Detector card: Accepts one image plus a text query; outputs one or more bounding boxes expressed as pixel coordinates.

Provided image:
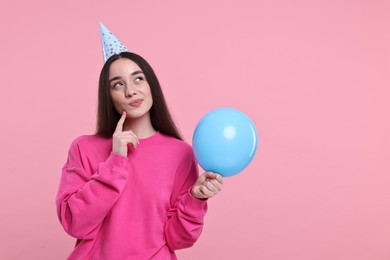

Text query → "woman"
[56,52,223,259]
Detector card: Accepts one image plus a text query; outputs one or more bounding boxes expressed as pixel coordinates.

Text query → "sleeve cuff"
[91,152,129,184]
[105,152,129,169]
[180,187,208,212]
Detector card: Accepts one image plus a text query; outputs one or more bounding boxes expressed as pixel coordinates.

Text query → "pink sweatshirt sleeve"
[164,149,208,250]
[56,141,129,239]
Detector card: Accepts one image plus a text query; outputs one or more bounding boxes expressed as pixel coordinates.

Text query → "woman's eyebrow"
[109,70,144,83]
[109,76,122,83]
[131,70,144,76]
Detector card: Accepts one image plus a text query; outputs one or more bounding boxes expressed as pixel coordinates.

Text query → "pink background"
[1,0,389,259]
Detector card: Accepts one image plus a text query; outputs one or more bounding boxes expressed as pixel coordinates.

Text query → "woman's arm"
[56,143,129,240]
[56,112,138,239]
[164,149,223,250]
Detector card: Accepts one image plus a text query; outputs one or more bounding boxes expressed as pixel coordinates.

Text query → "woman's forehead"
[109,58,142,76]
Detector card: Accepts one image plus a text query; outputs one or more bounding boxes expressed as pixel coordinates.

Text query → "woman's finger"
[114,111,127,133]
[215,174,224,184]
[204,180,218,192]
[200,184,211,198]
[207,179,222,191]
[119,136,139,148]
[121,130,139,144]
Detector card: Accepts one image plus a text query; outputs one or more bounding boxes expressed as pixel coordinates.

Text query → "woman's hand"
[191,172,223,199]
[112,112,139,157]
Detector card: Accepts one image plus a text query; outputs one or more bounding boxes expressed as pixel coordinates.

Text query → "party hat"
[100,22,128,62]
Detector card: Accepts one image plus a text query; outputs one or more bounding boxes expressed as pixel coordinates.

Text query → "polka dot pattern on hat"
[100,22,129,63]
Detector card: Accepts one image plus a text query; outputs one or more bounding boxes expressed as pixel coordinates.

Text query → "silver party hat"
[100,22,128,62]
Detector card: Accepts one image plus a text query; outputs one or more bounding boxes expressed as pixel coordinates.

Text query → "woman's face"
[109,58,153,120]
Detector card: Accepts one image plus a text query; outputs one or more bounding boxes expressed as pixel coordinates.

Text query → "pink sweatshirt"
[56,132,207,259]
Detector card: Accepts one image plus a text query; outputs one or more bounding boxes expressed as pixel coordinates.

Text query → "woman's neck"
[123,114,156,139]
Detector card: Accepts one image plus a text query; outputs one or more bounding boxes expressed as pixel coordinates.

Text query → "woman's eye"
[112,82,123,89]
[135,77,144,83]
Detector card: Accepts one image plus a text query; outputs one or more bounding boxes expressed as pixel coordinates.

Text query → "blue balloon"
[192,108,258,177]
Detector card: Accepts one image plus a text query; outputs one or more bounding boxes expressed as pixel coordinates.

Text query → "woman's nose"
[124,84,136,97]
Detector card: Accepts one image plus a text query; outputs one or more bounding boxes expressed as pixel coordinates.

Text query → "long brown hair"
[96,52,182,140]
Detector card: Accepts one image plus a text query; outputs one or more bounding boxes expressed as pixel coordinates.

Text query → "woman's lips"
[129,99,143,107]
